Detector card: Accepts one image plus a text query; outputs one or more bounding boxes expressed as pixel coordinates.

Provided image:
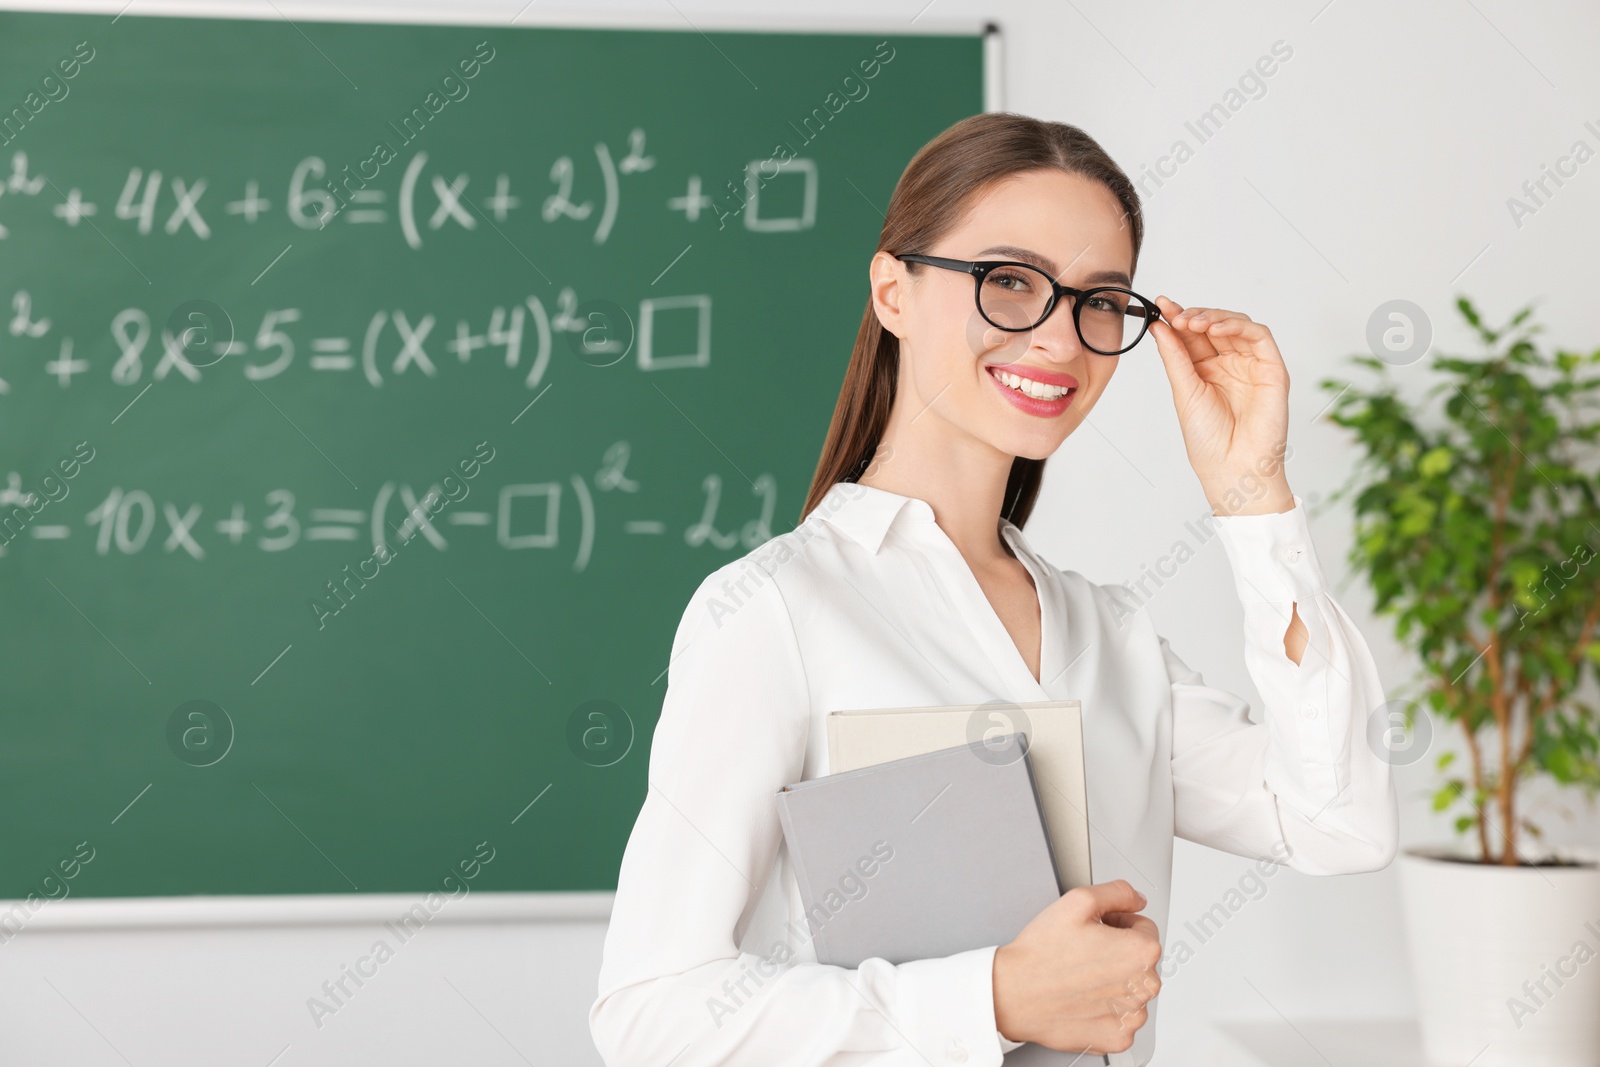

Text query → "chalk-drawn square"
[498,483,560,549]
[638,295,711,371]
[744,158,817,233]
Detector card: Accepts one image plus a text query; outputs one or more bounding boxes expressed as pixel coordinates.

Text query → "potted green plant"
[1320,296,1600,1067]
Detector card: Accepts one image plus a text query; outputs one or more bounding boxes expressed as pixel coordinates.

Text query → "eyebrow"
[975,245,1132,288]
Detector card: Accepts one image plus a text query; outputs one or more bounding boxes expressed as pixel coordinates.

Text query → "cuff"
[894,944,1009,1066]
[1212,494,1327,605]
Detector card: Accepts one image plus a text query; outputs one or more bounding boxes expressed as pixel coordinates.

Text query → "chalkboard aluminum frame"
[0,0,1001,103]
[0,0,1003,119]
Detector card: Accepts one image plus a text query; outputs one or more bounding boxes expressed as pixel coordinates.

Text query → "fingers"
[1153,295,1219,366]
[1156,297,1290,391]
[1102,911,1160,939]
[1172,306,1253,328]
[1163,300,1225,356]
[1066,878,1148,920]
[1088,1006,1148,1055]
[1148,298,1207,400]
[1092,954,1164,1055]
[1203,315,1285,374]
[1162,299,1267,341]
[1162,298,1281,361]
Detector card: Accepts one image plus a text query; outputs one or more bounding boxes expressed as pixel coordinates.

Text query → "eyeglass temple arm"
[903,254,978,273]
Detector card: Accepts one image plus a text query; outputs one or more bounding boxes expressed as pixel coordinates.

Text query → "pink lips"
[985,363,1077,418]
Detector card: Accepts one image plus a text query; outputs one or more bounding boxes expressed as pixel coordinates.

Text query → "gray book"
[775,733,1103,1066]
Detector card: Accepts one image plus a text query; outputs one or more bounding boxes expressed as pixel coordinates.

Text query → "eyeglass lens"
[978,265,1150,354]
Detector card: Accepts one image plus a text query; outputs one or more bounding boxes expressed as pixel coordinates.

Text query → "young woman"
[590,112,1398,1067]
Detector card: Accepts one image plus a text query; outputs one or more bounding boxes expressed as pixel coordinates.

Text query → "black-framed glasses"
[893,253,1161,356]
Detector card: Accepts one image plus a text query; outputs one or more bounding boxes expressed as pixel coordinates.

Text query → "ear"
[868,250,910,340]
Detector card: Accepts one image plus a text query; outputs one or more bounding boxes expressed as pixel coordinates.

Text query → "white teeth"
[992,368,1072,401]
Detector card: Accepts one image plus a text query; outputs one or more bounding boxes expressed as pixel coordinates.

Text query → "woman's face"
[872,168,1136,462]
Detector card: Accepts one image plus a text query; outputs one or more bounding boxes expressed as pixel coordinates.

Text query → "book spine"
[1017,744,1065,895]
[772,793,828,956]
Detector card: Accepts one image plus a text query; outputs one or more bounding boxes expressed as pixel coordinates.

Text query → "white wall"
[2,898,608,1065]
[4,0,1597,1063]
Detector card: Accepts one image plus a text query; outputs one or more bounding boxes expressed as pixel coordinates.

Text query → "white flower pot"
[1398,846,1600,1067]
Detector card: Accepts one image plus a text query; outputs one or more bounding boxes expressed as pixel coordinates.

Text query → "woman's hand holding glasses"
[1149,295,1295,517]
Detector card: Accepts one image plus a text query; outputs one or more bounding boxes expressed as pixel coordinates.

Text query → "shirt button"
[1283,546,1304,563]
[948,1038,968,1063]
[1300,703,1319,720]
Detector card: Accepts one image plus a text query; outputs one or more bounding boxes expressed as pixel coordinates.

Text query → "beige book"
[826,700,1093,892]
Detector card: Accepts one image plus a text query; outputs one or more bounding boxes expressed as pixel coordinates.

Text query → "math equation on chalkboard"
[1,435,779,575]
[0,124,826,393]
[0,123,817,245]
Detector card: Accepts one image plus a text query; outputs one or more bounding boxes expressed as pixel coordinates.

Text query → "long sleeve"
[590,564,1011,1067]
[1163,495,1399,875]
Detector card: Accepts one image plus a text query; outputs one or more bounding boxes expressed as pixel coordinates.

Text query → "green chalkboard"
[0,10,983,898]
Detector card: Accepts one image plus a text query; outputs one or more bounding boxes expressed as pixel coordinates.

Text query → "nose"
[1030,293,1089,361]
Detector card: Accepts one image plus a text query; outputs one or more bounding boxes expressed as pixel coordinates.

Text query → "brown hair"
[799,112,1144,530]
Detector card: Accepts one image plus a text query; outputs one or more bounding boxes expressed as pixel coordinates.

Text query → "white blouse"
[590,480,1398,1067]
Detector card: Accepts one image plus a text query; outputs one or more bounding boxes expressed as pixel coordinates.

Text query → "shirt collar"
[812,481,1033,558]
[810,481,936,555]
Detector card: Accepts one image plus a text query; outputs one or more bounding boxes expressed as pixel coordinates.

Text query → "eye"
[1085,292,1129,315]
[985,269,1036,293]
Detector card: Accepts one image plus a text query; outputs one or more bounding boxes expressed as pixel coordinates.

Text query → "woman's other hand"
[992,879,1162,1054]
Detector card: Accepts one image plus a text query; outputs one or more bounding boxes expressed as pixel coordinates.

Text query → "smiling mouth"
[987,367,1076,402]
